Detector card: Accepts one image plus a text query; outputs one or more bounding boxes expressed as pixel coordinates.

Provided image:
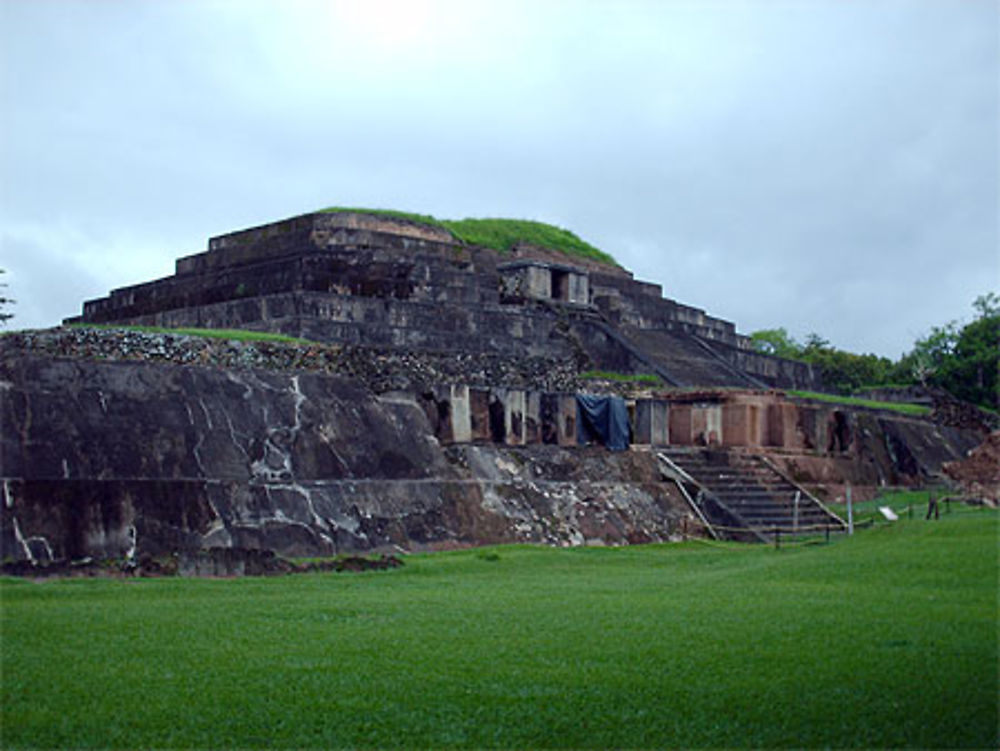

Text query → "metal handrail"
[756,453,847,527]
[656,451,720,540]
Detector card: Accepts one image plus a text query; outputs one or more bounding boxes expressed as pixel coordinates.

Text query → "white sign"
[878,506,899,521]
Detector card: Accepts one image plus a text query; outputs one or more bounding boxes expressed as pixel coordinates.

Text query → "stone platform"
[67,210,820,390]
[0,333,983,563]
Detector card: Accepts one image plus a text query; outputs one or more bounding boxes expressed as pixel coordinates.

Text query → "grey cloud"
[1,0,995,355]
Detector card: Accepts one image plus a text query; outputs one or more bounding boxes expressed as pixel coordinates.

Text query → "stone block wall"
[701,339,821,390]
[68,210,821,390]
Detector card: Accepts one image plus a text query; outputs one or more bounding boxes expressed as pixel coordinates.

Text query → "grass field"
[1,510,996,748]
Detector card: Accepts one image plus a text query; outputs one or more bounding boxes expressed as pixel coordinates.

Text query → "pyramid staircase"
[657,447,847,542]
[620,327,767,388]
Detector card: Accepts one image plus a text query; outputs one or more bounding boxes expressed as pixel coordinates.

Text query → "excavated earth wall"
[1,329,987,564]
[1,346,689,564]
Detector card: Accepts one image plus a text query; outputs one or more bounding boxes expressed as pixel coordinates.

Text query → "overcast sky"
[2,0,997,358]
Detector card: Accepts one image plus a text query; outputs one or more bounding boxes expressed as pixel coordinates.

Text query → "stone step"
[693,485,794,496]
[694,480,796,491]
[714,491,801,501]
[728,506,829,517]
[659,448,845,537]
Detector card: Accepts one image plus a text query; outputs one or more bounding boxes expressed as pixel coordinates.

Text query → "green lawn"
[2,511,996,749]
[844,488,958,525]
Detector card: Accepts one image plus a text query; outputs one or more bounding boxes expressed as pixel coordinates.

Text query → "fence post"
[825,524,830,543]
[846,484,854,536]
[774,528,780,551]
[793,490,800,533]
[946,497,951,514]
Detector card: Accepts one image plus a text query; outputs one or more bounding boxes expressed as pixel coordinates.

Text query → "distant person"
[925,494,939,520]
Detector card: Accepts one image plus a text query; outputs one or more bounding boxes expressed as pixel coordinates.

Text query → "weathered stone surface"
[942,431,1000,504]
[1,327,585,394]
[1,339,986,564]
[66,211,822,390]
[8,212,987,564]
[0,548,403,578]
[764,410,983,503]
[0,353,691,563]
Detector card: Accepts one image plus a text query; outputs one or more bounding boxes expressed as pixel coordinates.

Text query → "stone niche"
[634,400,670,445]
[498,261,589,305]
[430,386,579,447]
[431,385,980,461]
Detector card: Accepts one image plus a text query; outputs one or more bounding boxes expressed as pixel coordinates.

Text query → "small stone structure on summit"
[65,210,818,390]
[0,210,989,568]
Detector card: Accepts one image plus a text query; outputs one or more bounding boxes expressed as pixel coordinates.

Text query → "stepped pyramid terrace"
[0,210,987,563]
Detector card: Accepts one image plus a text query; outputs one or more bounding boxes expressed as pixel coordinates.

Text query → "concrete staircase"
[658,447,846,540]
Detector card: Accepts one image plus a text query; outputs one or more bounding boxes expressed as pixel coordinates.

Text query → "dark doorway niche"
[488,397,506,443]
[827,411,851,453]
[551,269,570,301]
[540,394,559,444]
[435,398,452,441]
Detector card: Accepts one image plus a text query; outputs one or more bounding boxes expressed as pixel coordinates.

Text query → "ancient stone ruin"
[64,211,819,389]
[0,210,988,567]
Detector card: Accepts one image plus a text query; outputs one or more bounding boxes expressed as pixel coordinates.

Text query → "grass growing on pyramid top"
[320,206,619,266]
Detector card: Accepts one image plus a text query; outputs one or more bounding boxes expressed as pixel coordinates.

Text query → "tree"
[750,292,998,409]
[897,293,999,410]
[802,333,831,353]
[972,291,999,318]
[750,326,895,394]
[798,342,895,395]
[749,328,803,359]
[932,299,999,409]
[899,321,960,385]
[0,269,13,326]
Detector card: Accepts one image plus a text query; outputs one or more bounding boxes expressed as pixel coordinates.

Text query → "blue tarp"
[576,394,630,451]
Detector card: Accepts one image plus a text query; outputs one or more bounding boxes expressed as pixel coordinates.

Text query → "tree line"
[750,293,999,411]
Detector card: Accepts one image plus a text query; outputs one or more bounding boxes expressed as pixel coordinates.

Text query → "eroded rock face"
[0,353,689,563]
[942,431,1000,504]
[2,337,986,564]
